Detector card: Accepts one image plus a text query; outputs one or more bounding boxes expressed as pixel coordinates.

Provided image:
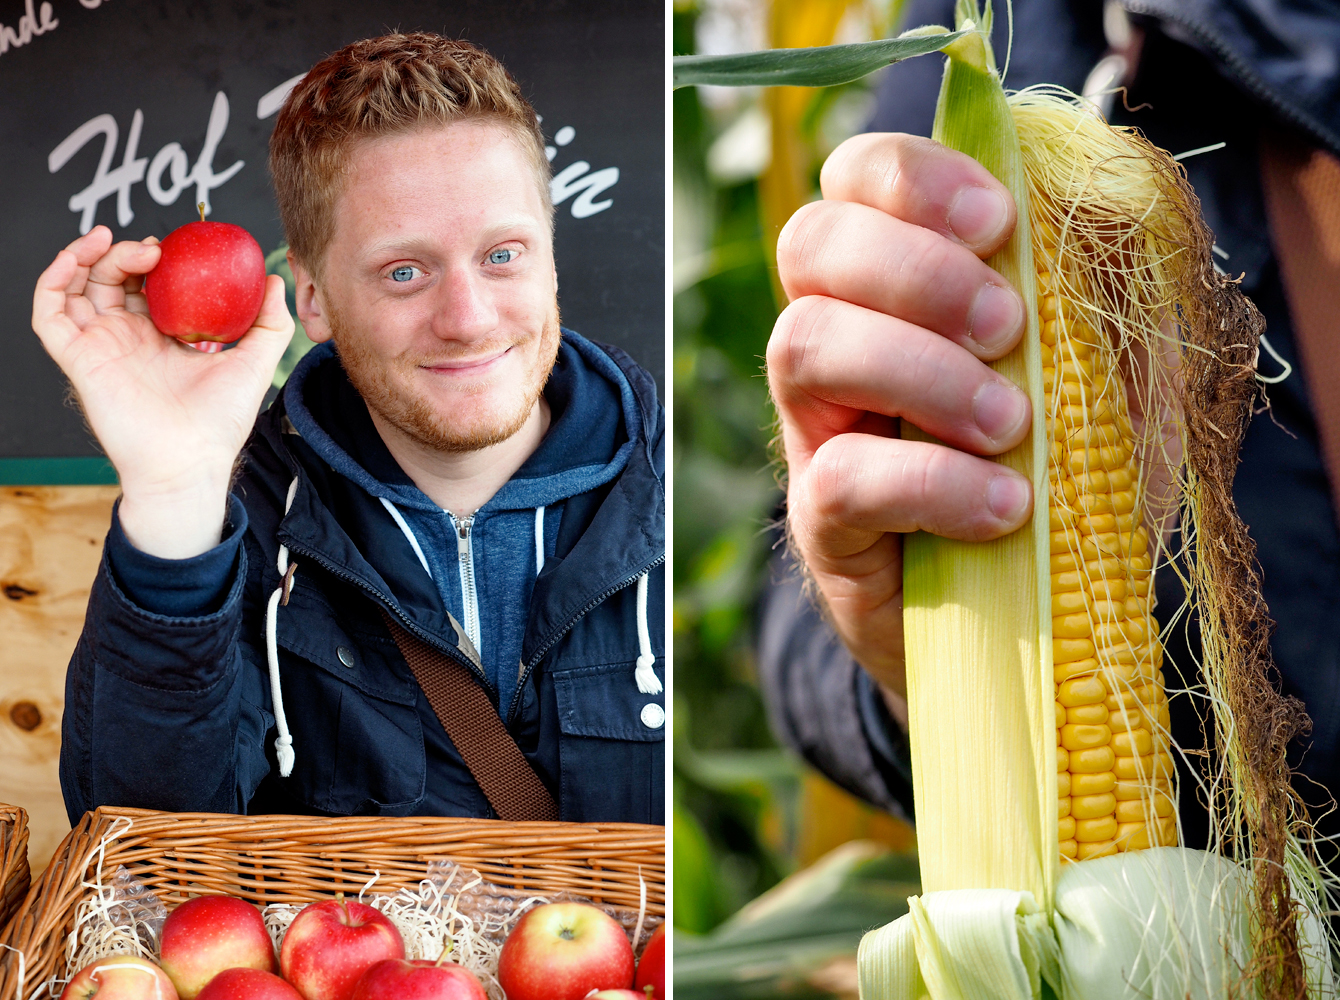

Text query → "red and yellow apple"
[144,207,266,345]
[633,923,665,1000]
[194,968,302,1000]
[497,903,635,1000]
[159,895,276,998]
[60,954,179,1000]
[279,898,404,1000]
[349,956,487,1000]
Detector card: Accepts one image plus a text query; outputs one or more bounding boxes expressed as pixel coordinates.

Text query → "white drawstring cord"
[535,506,546,575]
[379,496,433,579]
[634,571,661,695]
[265,476,300,777]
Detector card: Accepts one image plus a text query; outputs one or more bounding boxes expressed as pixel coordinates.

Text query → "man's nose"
[431,264,498,341]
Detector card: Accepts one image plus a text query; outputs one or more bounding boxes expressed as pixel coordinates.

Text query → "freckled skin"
[279,900,404,1000]
[158,896,276,999]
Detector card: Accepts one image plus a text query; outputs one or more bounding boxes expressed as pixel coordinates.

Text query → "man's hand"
[767,133,1033,713]
[32,225,294,559]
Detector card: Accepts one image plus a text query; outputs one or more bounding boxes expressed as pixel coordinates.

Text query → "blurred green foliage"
[673,0,797,937]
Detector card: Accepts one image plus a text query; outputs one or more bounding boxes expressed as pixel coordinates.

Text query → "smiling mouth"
[420,347,511,373]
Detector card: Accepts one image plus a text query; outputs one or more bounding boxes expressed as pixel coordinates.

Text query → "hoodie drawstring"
[535,506,546,575]
[265,477,301,777]
[634,572,661,695]
[380,496,434,579]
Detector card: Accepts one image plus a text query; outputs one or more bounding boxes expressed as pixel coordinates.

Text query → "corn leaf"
[671,27,968,90]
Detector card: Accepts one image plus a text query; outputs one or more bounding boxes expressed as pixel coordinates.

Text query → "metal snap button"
[337,646,355,668]
[640,703,665,729]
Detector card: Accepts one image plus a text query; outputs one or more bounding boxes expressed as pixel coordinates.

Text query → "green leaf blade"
[671,28,967,90]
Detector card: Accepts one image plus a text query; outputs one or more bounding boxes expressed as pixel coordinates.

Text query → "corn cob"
[1038,239,1177,863]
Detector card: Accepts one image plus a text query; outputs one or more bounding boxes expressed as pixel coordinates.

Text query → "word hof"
[49,83,620,234]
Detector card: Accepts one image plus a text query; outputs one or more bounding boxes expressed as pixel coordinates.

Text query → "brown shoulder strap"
[1260,135,1340,524]
[380,610,558,822]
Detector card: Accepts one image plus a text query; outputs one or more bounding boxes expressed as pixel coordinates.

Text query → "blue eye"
[390,266,419,282]
[488,249,517,264]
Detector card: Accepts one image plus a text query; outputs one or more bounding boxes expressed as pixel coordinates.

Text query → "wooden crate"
[0,806,664,995]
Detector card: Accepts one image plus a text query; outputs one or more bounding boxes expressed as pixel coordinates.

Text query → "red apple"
[349,956,487,1000]
[159,895,276,998]
[144,205,266,344]
[279,898,404,1000]
[497,903,635,1000]
[195,969,302,1000]
[633,923,665,1000]
[60,954,179,999]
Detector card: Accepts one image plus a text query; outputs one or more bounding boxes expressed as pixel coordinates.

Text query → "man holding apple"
[32,34,664,823]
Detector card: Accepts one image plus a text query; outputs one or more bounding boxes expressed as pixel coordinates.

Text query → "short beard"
[329,305,561,454]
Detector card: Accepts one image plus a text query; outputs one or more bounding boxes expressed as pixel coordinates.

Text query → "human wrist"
[117,478,232,559]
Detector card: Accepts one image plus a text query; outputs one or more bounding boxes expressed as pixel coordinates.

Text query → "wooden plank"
[0,486,117,873]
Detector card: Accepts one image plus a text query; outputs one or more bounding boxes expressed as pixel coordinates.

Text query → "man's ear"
[288,250,333,344]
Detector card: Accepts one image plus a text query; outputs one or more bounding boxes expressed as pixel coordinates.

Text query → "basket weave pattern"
[0,804,31,939]
[0,806,663,995]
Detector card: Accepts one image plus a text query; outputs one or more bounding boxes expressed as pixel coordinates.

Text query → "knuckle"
[766,297,836,392]
[776,201,836,294]
[804,435,861,523]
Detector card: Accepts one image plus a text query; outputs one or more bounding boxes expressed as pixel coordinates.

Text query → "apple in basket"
[60,954,179,999]
[632,923,665,1000]
[348,951,488,1000]
[195,968,302,999]
[497,902,636,1000]
[159,895,277,998]
[279,897,404,1000]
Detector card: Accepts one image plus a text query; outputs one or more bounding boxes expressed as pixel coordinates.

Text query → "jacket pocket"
[553,660,665,823]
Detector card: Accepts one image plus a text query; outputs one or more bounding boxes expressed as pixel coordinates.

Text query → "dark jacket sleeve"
[58,495,276,823]
[755,550,917,821]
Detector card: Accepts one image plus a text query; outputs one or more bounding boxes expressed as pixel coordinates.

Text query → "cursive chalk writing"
[49,92,244,234]
[544,125,618,219]
[0,0,58,57]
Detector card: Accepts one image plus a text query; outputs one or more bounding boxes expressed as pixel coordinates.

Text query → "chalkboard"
[0,0,663,483]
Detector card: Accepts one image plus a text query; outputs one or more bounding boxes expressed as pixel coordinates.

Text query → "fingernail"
[947,186,1010,246]
[972,379,1029,443]
[967,282,1024,352]
[986,474,1031,525]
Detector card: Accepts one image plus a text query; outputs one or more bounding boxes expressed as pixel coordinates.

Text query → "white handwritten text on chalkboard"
[0,0,58,57]
[48,92,244,234]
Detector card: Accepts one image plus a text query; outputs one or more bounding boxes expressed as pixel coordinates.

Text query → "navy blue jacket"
[60,331,665,824]
[760,0,1340,845]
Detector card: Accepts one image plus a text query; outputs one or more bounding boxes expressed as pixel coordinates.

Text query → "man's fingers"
[820,133,1016,257]
[777,199,1025,360]
[64,225,114,264]
[768,295,1031,459]
[84,240,162,312]
[32,250,86,358]
[791,433,1034,561]
[232,275,295,365]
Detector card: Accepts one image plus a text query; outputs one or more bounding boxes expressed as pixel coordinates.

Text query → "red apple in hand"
[279,898,404,1000]
[60,954,179,999]
[349,954,487,1000]
[144,204,266,345]
[498,903,635,1000]
[195,969,302,1000]
[633,923,665,1000]
[159,895,276,998]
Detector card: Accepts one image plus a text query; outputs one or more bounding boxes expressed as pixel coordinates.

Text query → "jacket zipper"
[448,513,482,658]
[505,554,666,724]
[1123,0,1340,156]
[283,540,498,698]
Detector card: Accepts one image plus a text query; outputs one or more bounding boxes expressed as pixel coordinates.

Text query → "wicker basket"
[0,806,663,996]
[0,804,31,938]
